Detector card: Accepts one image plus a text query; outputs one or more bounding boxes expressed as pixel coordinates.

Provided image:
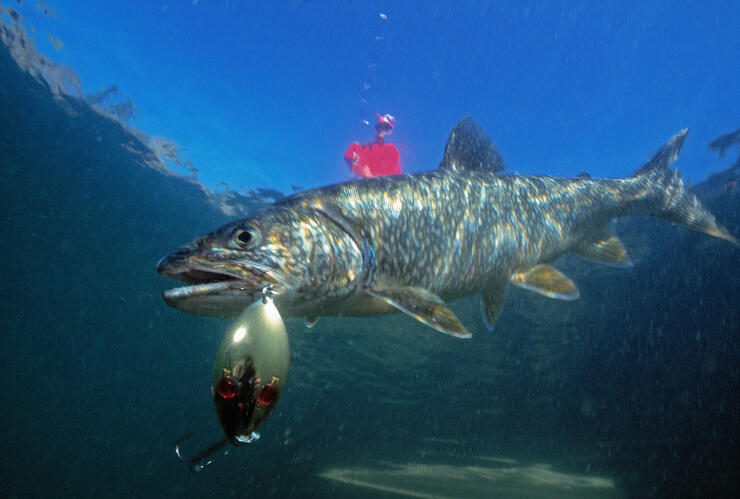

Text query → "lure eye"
[217,376,239,399]
[256,384,279,406]
[233,228,255,248]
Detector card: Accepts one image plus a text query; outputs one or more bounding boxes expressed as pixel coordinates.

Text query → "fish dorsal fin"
[365,284,471,338]
[574,225,633,267]
[511,264,580,300]
[440,116,505,173]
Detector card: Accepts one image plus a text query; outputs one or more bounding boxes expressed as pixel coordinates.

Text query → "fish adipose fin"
[574,225,633,268]
[635,129,739,246]
[481,281,509,331]
[511,264,580,300]
[440,116,505,173]
[365,285,471,338]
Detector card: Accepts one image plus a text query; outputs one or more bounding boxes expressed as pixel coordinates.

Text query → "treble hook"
[175,431,229,472]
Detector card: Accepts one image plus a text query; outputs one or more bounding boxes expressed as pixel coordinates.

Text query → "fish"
[157,117,738,337]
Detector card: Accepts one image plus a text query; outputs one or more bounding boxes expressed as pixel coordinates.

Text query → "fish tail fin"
[633,128,738,245]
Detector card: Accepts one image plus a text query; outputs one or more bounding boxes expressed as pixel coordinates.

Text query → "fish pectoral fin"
[574,225,633,267]
[510,264,580,300]
[481,281,509,331]
[365,285,471,338]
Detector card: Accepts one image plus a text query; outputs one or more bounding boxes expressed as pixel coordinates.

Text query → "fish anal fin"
[481,281,509,331]
[365,285,471,338]
[574,227,633,268]
[511,264,580,300]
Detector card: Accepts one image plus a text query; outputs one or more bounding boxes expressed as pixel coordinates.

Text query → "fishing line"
[358,12,389,130]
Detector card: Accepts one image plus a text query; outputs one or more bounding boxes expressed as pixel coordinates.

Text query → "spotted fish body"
[157,118,737,337]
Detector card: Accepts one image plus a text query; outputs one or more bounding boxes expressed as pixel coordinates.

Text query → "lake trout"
[157,117,737,337]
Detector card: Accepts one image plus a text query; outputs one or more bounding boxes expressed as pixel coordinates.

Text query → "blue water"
[1,1,739,497]
[9,0,740,191]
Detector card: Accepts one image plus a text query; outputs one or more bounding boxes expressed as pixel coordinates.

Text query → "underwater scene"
[1,1,739,497]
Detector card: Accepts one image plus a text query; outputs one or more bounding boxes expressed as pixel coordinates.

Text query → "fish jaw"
[161,281,259,317]
[157,244,281,318]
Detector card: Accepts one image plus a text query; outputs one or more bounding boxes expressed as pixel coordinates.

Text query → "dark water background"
[2,22,739,498]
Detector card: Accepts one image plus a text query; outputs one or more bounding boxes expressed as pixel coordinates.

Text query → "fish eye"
[233,228,257,248]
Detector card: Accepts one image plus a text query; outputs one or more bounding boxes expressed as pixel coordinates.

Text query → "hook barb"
[175,431,230,472]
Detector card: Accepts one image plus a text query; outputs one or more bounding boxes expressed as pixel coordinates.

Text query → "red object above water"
[376,113,395,131]
[345,142,401,178]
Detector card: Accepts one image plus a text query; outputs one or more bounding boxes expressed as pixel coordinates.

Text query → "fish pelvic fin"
[440,116,505,173]
[633,129,739,246]
[365,285,471,338]
[511,264,580,300]
[574,224,633,268]
[481,280,509,331]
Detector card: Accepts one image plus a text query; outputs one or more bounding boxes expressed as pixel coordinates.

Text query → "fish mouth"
[157,252,278,316]
[159,264,274,294]
[157,250,276,286]
[160,265,258,287]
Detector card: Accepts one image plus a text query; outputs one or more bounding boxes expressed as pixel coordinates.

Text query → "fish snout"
[156,246,195,279]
